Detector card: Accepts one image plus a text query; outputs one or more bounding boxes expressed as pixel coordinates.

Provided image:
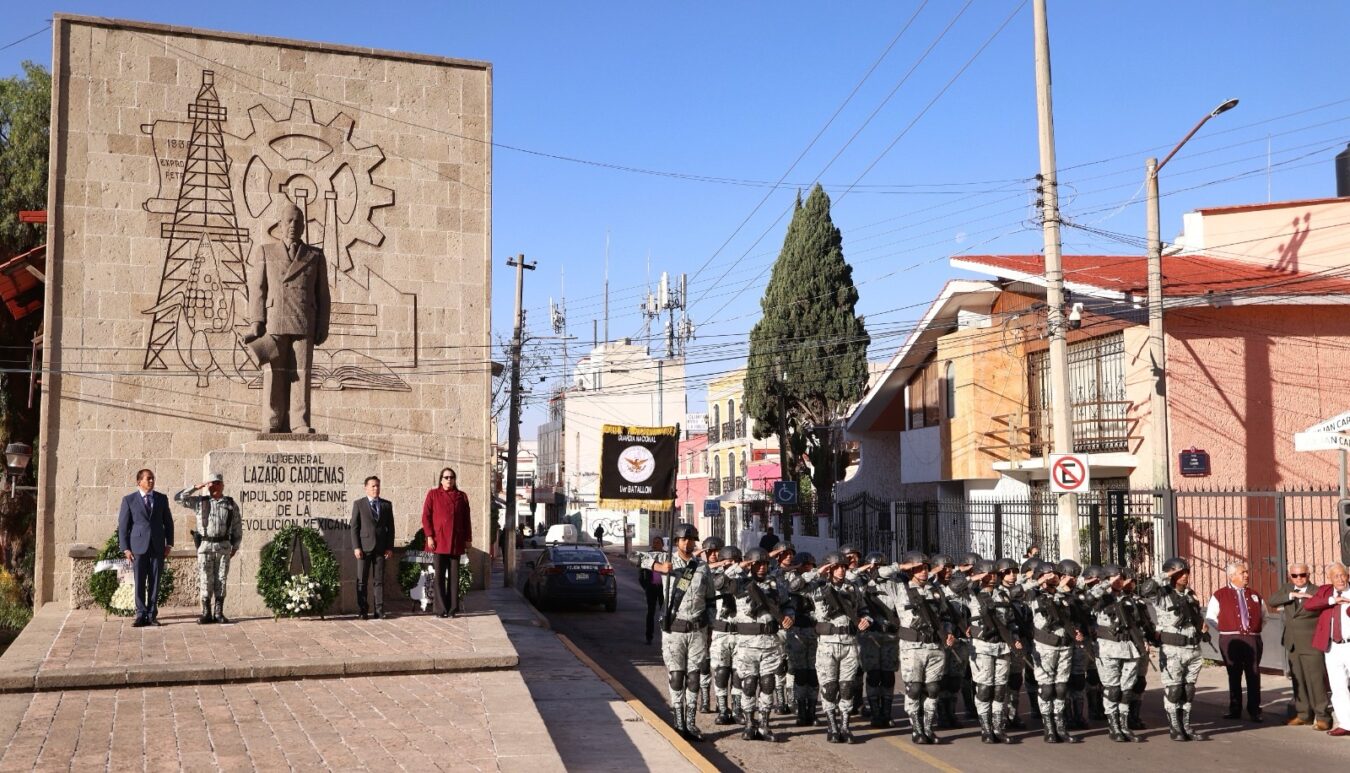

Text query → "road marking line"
[555,632,718,773]
[881,733,964,773]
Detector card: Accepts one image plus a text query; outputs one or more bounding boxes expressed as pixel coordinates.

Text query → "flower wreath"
[398,528,472,611]
[256,524,340,618]
[88,532,175,617]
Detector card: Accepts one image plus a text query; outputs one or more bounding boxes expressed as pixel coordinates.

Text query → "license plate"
[572,572,590,580]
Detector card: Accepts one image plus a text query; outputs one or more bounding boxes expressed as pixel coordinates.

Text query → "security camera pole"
[1033,0,1078,560]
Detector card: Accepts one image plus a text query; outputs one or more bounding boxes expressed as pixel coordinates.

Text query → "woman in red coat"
[422,467,471,618]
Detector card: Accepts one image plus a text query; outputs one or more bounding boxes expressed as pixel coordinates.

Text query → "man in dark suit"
[244,202,330,434]
[1270,562,1332,729]
[349,475,394,620]
[117,469,174,627]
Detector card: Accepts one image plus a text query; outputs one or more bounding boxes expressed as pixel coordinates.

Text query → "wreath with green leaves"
[256,524,340,618]
[88,532,175,617]
[398,528,472,602]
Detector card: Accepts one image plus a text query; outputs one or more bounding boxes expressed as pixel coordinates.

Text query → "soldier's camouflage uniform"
[174,487,242,616]
[802,568,867,741]
[656,551,716,732]
[860,567,902,725]
[719,565,794,737]
[1087,580,1145,739]
[1146,579,1207,739]
[964,581,1020,738]
[1025,579,1077,739]
[891,573,953,739]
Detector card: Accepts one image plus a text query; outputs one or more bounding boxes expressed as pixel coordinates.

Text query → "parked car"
[522,543,617,612]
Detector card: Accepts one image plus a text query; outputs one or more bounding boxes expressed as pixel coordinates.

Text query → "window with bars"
[1027,332,1129,454]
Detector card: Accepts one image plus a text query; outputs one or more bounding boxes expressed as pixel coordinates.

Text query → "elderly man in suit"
[1304,562,1350,737]
[244,202,330,434]
[350,475,395,620]
[1270,561,1332,730]
[117,469,174,627]
[1206,560,1267,721]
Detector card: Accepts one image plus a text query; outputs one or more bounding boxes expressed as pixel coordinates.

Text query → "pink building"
[675,433,709,534]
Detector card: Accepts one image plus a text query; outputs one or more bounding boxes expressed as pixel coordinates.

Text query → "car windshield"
[551,547,605,563]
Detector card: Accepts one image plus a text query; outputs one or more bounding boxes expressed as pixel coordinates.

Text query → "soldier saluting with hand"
[174,473,242,625]
[643,523,717,742]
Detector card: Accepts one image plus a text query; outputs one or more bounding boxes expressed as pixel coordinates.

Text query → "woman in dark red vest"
[422,467,471,618]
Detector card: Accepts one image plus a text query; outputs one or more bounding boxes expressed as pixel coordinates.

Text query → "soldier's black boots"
[741,709,757,741]
[671,703,688,736]
[824,708,841,743]
[683,706,704,742]
[714,694,735,726]
[1167,707,1187,741]
[757,712,776,742]
[1057,710,1080,743]
[837,710,856,744]
[1067,694,1089,729]
[776,686,791,715]
[1181,707,1205,741]
[978,711,997,744]
[213,598,229,625]
[1042,722,1059,743]
[869,695,892,728]
[198,599,214,625]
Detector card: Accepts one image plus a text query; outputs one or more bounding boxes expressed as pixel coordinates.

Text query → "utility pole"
[504,254,536,587]
[1032,0,1078,561]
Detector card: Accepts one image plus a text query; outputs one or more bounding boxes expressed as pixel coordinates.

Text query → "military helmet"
[993,557,1019,574]
[720,545,743,563]
[672,523,700,542]
[1020,558,1040,574]
[744,547,770,564]
[930,554,955,570]
[839,544,862,558]
[1101,563,1124,579]
[1162,557,1190,575]
[796,551,817,568]
[899,551,929,567]
[864,551,891,567]
[972,559,997,576]
[822,551,846,567]
[701,536,725,551]
[1119,567,1137,581]
[957,551,983,567]
[777,541,795,554]
[1035,561,1058,578]
[1056,559,1083,578]
[1082,565,1104,581]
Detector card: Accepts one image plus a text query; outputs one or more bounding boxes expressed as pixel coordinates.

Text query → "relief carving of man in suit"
[244,202,330,433]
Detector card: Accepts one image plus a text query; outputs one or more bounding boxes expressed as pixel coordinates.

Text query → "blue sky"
[5,1,1350,434]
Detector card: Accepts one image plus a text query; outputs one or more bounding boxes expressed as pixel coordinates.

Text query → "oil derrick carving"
[142,70,254,386]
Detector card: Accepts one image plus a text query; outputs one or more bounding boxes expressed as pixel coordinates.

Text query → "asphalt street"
[531,549,1350,772]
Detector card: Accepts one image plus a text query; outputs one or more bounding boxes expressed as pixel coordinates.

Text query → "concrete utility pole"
[504,254,536,587]
[1146,98,1239,492]
[1032,0,1078,561]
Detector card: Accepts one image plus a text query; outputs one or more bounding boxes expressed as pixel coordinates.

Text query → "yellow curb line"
[555,633,718,773]
[881,733,964,773]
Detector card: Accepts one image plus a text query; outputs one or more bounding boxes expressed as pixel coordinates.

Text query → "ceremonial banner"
[598,424,678,510]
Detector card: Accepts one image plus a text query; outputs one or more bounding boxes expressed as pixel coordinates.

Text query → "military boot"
[1167,706,1187,741]
[213,597,229,625]
[701,682,714,713]
[198,599,214,625]
[1105,708,1126,742]
[808,697,819,727]
[757,708,776,742]
[776,685,791,715]
[837,708,856,744]
[978,710,997,744]
[824,708,841,743]
[1181,705,1205,741]
[794,697,811,726]
[921,702,941,744]
[1057,707,1080,743]
[910,707,927,745]
[880,693,895,729]
[1118,705,1141,742]
[1041,706,1059,742]
[684,704,704,742]
[1005,699,1027,730]
[1127,699,1146,730]
[992,705,1015,744]
[714,694,735,726]
[741,708,757,741]
[671,702,688,735]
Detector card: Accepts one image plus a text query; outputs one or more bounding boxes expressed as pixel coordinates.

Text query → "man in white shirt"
[1306,562,1350,737]
[1205,561,1266,721]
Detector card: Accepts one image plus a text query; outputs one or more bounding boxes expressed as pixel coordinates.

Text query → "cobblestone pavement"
[0,670,558,772]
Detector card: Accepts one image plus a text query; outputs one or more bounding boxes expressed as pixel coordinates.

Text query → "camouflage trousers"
[662,628,708,710]
[197,544,232,601]
[1096,655,1143,716]
[708,631,739,699]
[860,632,899,672]
[901,645,946,719]
[1031,643,1072,721]
[1158,644,1203,711]
[785,627,818,700]
[970,645,1012,719]
[815,639,860,713]
[735,642,785,715]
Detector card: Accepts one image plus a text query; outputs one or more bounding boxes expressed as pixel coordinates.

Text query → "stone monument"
[37,15,494,615]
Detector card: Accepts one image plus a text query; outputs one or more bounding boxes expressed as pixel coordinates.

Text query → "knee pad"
[1054,683,1069,700]
[1184,684,1196,703]
[669,671,687,692]
[906,682,924,700]
[1166,684,1187,704]
[1105,686,1123,703]
[759,675,776,695]
[1068,674,1086,692]
[714,667,732,689]
[866,670,882,688]
[840,681,858,701]
[924,681,942,699]
[993,685,1008,703]
[882,671,896,690]
[821,682,841,703]
[1039,683,1056,701]
[740,675,759,696]
[976,684,995,702]
[700,661,711,676]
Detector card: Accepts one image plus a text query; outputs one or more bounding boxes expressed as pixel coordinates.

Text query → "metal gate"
[836,493,892,555]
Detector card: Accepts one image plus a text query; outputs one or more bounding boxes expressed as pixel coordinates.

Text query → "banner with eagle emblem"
[598,424,678,511]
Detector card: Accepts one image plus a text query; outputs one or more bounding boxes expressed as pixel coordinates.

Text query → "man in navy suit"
[118,469,175,627]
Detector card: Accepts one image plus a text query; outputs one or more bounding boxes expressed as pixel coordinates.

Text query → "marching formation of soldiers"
[643,523,1209,746]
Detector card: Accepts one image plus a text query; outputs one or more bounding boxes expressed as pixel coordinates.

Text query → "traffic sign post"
[1049,454,1090,494]
[773,480,798,507]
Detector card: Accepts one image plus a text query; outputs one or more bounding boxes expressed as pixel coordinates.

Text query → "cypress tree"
[744,184,869,511]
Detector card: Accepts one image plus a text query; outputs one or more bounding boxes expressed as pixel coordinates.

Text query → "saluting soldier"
[1088,564,1147,742]
[890,551,956,744]
[966,558,1023,743]
[645,523,717,742]
[708,544,742,726]
[770,542,797,715]
[174,473,243,625]
[1025,561,1083,743]
[718,547,795,741]
[802,551,872,743]
[859,551,902,728]
[782,551,820,726]
[696,536,725,715]
[1144,557,1209,741]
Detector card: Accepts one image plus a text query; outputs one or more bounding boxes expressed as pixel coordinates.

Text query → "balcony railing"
[709,478,722,496]
[982,400,1136,459]
[707,425,721,444]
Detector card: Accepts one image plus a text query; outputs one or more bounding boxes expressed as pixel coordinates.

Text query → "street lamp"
[1146,98,1239,493]
[4,442,32,497]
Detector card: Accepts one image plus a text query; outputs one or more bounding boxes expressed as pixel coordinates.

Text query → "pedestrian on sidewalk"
[350,476,395,620]
[117,469,174,627]
[1270,561,1331,729]
[641,536,667,644]
[422,467,471,619]
[174,473,242,625]
[1304,562,1350,737]
[1206,560,1266,722]
[594,523,605,546]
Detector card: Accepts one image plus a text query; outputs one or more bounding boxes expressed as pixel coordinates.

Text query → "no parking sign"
[1049,454,1090,493]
